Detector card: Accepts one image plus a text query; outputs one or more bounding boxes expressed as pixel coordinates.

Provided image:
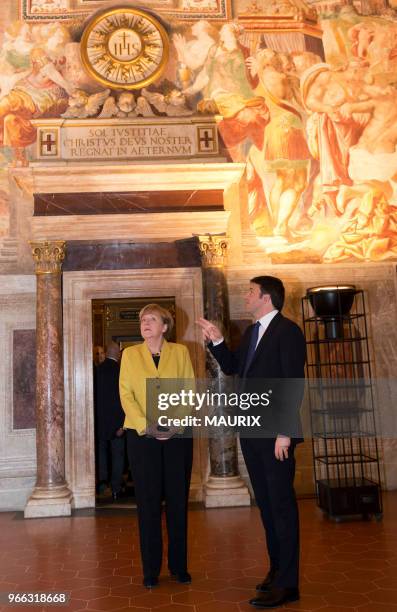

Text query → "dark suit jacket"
[209,312,306,440]
[95,358,124,440]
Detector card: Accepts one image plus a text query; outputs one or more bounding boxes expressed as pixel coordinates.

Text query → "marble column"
[24,241,73,518]
[196,234,250,507]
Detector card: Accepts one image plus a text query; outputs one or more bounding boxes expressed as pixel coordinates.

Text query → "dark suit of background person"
[119,304,195,590]
[95,342,125,500]
[197,276,306,610]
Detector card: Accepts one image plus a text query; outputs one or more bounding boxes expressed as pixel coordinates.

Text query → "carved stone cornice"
[196,234,228,268]
[30,240,66,274]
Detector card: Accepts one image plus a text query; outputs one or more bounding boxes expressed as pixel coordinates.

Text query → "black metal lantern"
[302,287,382,521]
[307,285,357,340]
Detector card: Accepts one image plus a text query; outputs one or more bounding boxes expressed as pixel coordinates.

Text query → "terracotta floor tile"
[213,587,253,603]
[62,561,98,571]
[77,568,114,580]
[313,561,354,573]
[2,569,42,582]
[194,578,229,593]
[40,568,78,579]
[1,493,397,612]
[85,595,130,610]
[0,581,18,592]
[172,590,214,604]
[58,598,88,611]
[336,579,378,594]
[300,582,336,596]
[237,602,261,612]
[132,591,171,607]
[114,565,142,577]
[52,577,92,590]
[323,590,370,606]
[183,572,207,583]
[110,583,147,597]
[206,568,244,580]
[241,566,266,578]
[374,577,397,589]
[13,579,57,591]
[288,607,354,612]
[98,559,131,569]
[343,568,384,581]
[356,603,397,612]
[367,588,397,604]
[353,557,391,570]
[196,602,240,612]
[70,586,110,599]
[218,557,257,570]
[307,570,347,584]
[83,552,116,562]
[93,576,132,588]
[156,605,195,612]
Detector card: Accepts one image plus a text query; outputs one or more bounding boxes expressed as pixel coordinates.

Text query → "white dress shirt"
[212,309,279,347]
[255,309,279,348]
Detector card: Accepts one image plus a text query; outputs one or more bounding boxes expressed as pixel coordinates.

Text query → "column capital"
[195,234,228,268]
[30,240,66,274]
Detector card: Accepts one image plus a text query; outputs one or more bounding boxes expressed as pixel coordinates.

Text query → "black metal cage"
[302,285,382,521]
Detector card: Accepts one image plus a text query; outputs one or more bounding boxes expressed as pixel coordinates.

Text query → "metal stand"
[302,287,382,521]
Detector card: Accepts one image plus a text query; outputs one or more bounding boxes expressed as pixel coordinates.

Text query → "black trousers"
[126,430,193,579]
[240,437,299,588]
[97,436,125,493]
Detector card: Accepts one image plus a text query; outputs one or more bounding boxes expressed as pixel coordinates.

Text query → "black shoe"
[170,571,191,584]
[249,587,299,608]
[112,485,127,501]
[256,568,278,592]
[143,576,159,589]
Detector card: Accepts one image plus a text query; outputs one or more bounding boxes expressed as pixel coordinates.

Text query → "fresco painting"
[0,0,396,263]
[22,0,231,21]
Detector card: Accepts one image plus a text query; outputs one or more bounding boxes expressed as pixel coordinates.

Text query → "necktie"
[243,321,261,376]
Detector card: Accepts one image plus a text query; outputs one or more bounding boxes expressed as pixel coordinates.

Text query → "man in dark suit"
[95,341,125,501]
[197,276,306,609]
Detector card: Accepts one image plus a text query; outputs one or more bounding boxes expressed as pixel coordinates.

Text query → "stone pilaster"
[24,241,73,518]
[196,234,250,507]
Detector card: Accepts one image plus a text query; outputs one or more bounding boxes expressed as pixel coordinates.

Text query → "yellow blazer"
[119,339,195,435]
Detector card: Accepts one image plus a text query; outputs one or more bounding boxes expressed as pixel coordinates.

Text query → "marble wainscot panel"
[0,275,37,510]
[63,239,201,271]
[13,329,36,430]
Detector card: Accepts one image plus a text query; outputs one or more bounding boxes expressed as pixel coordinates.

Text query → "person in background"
[119,304,194,589]
[95,341,125,500]
[93,345,105,366]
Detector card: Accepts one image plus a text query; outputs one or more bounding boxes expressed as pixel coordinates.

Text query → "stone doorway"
[63,267,205,509]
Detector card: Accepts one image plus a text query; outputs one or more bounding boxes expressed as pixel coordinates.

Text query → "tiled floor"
[1,493,396,611]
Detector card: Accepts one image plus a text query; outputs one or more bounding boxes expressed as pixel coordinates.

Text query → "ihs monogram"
[81,8,169,90]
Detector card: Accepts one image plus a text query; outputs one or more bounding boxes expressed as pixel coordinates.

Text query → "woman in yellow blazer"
[119,303,194,589]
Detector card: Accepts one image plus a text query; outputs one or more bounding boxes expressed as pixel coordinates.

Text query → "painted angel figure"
[61,89,111,118]
[141,88,193,116]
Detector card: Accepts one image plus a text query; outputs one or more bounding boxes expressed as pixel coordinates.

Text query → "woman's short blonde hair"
[139,303,174,336]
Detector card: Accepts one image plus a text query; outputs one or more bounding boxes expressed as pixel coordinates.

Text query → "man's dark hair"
[250,276,285,311]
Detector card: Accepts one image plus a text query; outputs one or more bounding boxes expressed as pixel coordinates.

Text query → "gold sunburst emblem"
[81,7,169,90]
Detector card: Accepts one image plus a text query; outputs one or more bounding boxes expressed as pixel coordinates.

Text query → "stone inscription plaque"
[31,118,219,162]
